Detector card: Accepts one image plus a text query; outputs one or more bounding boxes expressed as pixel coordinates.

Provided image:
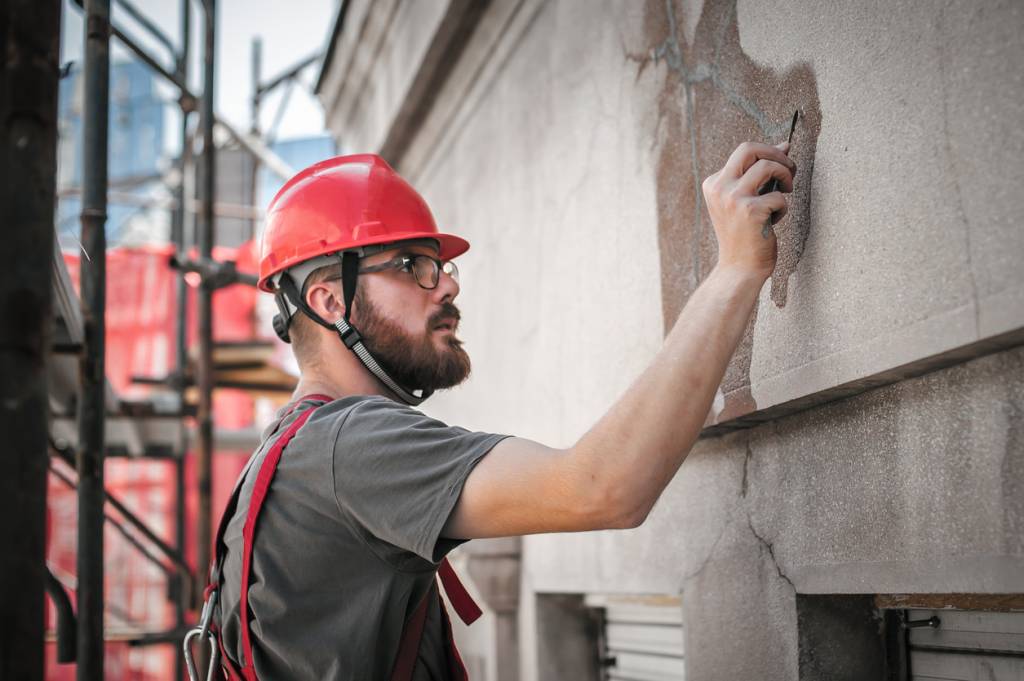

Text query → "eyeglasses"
[358,254,459,290]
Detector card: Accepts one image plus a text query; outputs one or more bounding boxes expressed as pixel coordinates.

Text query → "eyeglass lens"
[412,256,438,288]
[410,256,459,289]
[442,260,459,284]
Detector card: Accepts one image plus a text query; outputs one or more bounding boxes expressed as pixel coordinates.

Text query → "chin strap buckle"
[336,319,362,349]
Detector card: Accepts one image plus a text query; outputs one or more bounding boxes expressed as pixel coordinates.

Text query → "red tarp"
[47,242,263,680]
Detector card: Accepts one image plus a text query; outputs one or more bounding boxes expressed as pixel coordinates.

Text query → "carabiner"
[183,589,221,681]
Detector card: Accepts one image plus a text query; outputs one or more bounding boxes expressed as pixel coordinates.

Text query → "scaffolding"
[1,0,322,678]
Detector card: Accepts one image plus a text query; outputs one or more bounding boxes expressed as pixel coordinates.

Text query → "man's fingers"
[740,158,794,195]
[723,141,796,179]
[755,191,789,225]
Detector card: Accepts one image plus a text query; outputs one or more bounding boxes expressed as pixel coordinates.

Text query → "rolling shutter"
[908,609,1024,680]
[585,594,685,681]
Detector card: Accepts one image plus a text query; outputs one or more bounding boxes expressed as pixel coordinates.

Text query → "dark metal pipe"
[44,568,78,664]
[173,0,192,348]
[77,0,111,678]
[113,0,176,58]
[172,454,188,680]
[247,35,261,243]
[0,1,62,678]
[172,0,190,659]
[256,51,320,97]
[195,0,217,610]
[70,0,197,103]
[110,21,194,101]
[250,37,261,134]
[170,254,259,288]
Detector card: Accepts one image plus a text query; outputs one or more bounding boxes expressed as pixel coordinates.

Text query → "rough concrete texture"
[625,0,1024,428]
[738,0,1024,423]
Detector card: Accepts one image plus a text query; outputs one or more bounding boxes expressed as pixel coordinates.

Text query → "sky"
[60,0,338,144]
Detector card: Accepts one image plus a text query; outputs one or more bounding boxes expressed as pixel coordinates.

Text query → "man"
[210,143,795,680]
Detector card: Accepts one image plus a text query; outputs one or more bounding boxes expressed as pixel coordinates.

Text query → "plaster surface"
[319,0,452,154]
[417,0,667,447]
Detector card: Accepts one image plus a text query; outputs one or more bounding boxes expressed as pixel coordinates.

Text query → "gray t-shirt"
[216,395,507,680]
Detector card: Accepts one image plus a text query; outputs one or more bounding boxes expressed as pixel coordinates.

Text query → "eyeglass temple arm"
[357,255,413,274]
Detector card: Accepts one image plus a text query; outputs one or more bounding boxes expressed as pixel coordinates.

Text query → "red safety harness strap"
[238,402,324,679]
[438,558,482,681]
[208,393,483,681]
[207,395,332,680]
[390,559,481,681]
[390,582,434,681]
[438,559,482,626]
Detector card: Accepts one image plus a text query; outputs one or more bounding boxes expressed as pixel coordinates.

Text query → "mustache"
[428,302,461,329]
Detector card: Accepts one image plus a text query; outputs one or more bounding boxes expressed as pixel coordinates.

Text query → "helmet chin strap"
[335,251,433,406]
[271,253,432,406]
[332,317,431,406]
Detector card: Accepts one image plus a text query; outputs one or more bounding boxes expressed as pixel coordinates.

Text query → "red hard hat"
[257,153,469,292]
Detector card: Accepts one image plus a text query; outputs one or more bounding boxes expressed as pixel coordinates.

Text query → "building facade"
[316,1,1024,678]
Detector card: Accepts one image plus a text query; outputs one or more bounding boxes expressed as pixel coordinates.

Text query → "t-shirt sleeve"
[330,397,507,564]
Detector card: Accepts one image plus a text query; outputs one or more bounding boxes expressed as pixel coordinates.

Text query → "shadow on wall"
[629,0,822,422]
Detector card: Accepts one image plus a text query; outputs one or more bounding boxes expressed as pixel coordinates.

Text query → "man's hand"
[702,141,796,280]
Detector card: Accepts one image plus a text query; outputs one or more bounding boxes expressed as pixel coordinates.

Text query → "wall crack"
[740,437,754,496]
[747,513,795,591]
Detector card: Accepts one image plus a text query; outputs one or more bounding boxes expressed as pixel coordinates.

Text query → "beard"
[351,288,472,392]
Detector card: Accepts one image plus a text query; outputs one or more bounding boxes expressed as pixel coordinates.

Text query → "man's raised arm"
[444,142,796,539]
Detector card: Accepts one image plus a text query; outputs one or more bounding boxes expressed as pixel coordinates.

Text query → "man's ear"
[305,280,346,324]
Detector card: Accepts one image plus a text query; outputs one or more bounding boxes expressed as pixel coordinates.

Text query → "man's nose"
[434,266,460,303]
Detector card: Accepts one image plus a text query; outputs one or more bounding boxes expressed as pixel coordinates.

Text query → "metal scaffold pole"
[250,37,261,135]
[195,0,218,608]
[77,0,111,678]
[0,1,62,679]
[172,3,193,680]
[250,37,262,241]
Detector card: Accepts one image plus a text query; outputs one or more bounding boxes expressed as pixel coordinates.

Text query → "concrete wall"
[318,1,1024,678]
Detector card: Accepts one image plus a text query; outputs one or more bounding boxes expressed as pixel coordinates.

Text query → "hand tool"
[762,109,799,238]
